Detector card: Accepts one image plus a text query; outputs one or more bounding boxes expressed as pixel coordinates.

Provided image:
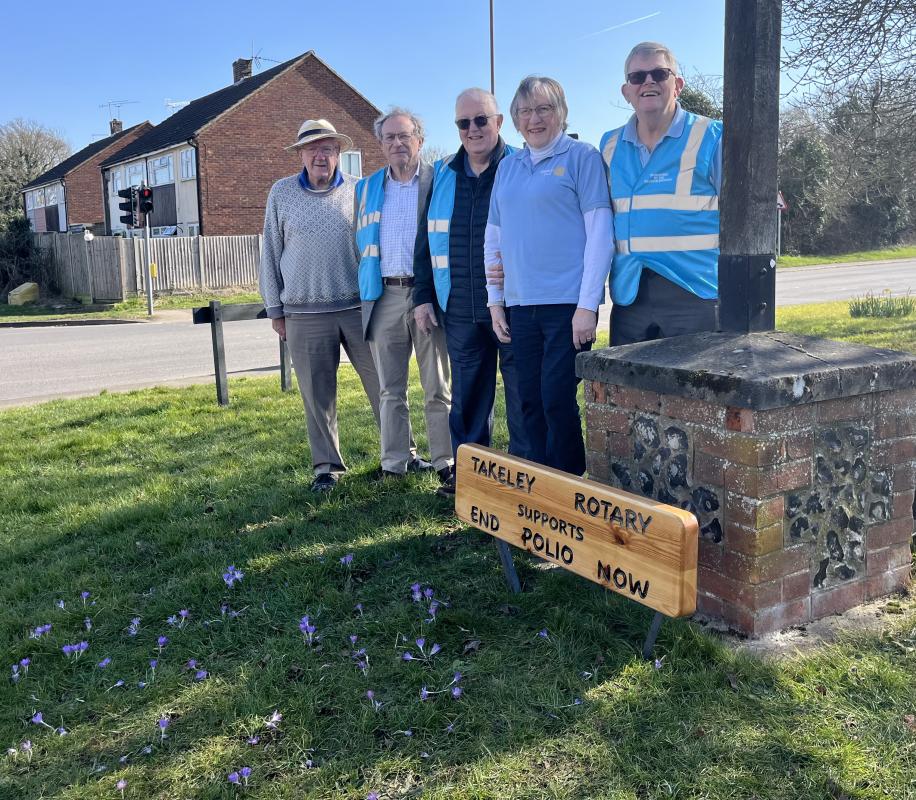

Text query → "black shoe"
[310,473,337,493]
[407,457,434,473]
[436,466,455,498]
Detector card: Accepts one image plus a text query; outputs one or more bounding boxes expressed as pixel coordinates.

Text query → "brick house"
[99,51,383,237]
[21,120,152,233]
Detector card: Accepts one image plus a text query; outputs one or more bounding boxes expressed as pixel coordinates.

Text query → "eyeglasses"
[303,145,339,156]
[381,132,416,144]
[455,114,497,131]
[626,67,675,85]
[516,104,554,119]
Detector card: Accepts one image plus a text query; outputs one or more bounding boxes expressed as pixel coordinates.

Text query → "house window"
[340,150,362,177]
[186,223,200,236]
[127,163,144,187]
[25,193,34,210]
[180,148,196,180]
[45,185,58,206]
[148,155,174,186]
[35,188,46,208]
[111,169,124,193]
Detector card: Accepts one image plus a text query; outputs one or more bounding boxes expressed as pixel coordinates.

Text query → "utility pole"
[489,0,495,94]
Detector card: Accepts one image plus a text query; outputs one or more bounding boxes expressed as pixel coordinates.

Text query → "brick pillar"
[577,331,915,637]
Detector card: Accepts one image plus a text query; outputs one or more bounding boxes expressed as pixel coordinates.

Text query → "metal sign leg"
[209,300,229,407]
[641,611,666,660]
[495,540,521,593]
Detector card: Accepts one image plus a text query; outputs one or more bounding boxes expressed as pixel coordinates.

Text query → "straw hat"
[285,118,353,151]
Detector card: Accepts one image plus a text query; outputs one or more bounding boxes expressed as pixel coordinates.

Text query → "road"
[1,259,913,408]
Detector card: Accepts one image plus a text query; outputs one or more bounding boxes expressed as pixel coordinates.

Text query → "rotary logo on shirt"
[553,166,566,176]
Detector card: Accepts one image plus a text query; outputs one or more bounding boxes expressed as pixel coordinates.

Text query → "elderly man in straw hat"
[259,118,381,493]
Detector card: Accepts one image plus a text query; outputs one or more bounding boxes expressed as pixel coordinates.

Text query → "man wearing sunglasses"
[413,88,529,497]
[600,41,723,346]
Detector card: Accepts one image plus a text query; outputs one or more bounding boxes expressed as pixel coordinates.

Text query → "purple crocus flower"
[186,659,197,670]
[117,778,127,795]
[179,609,189,619]
[429,643,442,656]
[29,624,52,639]
[410,582,422,602]
[240,766,251,780]
[55,727,67,736]
[20,740,31,752]
[354,602,364,616]
[423,587,434,600]
[113,679,125,688]
[402,652,414,661]
[30,712,44,725]
[19,658,30,670]
[222,565,244,587]
[127,618,141,636]
[654,658,663,670]
[367,793,379,800]
[340,553,354,566]
[246,735,260,745]
[157,636,168,649]
[56,600,65,610]
[84,617,92,632]
[451,686,463,699]
[194,670,208,681]
[149,659,158,670]
[265,710,282,729]
[80,591,90,603]
[415,637,425,649]
[537,629,549,639]
[62,644,74,656]
[166,615,178,627]
[228,771,240,785]
[10,665,20,684]
[420,686,429,701]
[349,634,358,645]
[98,657,111,669]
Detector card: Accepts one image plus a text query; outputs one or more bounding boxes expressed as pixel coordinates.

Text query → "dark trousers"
[510,304,589,476]
[611,269,718,346]
[443,314,529,458]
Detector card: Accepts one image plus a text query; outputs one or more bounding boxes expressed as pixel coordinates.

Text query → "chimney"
[232,58,253,83]
[110,118,123,135]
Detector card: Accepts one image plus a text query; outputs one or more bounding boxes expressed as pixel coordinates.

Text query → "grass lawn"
[2,359,915,798]
[777,301,916,352]
[0,291,262,324]
[778,245,916,268]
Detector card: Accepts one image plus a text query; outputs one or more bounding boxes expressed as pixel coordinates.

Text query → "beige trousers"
[285,308,381,476]
[367,286,452,473]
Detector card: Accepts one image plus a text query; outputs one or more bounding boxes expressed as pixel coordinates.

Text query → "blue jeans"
[443,314,529,458]
[509,304,589,475]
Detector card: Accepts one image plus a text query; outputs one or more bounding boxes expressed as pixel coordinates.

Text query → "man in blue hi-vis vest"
[601,41,723,346]
[413,88,529,497]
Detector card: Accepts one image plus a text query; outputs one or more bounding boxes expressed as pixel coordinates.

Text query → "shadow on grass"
[1,377,913,799]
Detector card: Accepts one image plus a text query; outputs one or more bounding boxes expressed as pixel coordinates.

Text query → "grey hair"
[509,75,569,132]
[454,87,500,114]
[624,42,680,77]
[373,107,425,141]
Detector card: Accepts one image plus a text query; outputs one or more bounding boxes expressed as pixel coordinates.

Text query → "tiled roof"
[99,52,310,168]
[21,123,149,190]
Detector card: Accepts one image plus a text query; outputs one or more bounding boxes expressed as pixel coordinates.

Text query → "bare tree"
[421,144,450,165]
[0,118,70,228]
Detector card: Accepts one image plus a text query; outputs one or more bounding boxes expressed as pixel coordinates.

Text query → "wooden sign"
[455,444,698,618]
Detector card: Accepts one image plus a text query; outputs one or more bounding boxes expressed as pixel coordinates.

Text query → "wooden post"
[209,300,229,406]
[718,0,781,333]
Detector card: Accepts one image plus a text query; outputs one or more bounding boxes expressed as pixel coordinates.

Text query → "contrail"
[581,11,662,39]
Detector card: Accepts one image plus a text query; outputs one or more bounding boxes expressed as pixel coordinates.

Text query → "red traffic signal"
[138,186,154,215]
[117,187,137,227]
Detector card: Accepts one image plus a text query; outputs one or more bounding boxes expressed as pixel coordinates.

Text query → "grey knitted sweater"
[259,173,361,318]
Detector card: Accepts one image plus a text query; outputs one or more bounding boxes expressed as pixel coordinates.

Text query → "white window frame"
[25,192,34,210]
[340,150,362,177]
[127,163,145,187]
[111,169,124,193]
[180,148,196,180]
[148,155,174,186]
[185,223,200,237]
[45,185,58,206]
[35,188,46,208]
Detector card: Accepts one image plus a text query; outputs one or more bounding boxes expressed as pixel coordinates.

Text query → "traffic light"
[138,186,154,215]
[117,187,137,227]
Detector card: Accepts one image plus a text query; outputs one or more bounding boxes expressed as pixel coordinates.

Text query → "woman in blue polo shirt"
[486,75,613,475]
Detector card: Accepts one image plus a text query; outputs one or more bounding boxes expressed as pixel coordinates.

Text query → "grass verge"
[0,291,262,324]
[778,245,916,268]
[777,301,916,352]
[1,369,914,799]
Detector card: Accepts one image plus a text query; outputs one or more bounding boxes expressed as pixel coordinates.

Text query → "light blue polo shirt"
[489,135,610,306]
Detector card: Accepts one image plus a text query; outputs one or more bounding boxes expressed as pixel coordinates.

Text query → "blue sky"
[1,0,725,155]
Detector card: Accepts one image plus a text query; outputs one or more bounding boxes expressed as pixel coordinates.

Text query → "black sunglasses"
[455,114,497,131]
[626,67,675,85]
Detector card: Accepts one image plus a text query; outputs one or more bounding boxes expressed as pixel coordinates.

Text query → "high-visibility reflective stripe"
[613,194,719,213]
[428,218,450,234]
[361,244,379,258]
[616,240,630,255]
[602,133,620,167]
[675,116,710,195]
[629,234,719,252]
[432,254,449,268]
[357,210,381,230]
[358,183,367,218]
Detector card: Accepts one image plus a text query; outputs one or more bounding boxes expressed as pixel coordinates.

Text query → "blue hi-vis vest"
[354,168,387,302]
[600,111,722,306]
[426,144,516,312]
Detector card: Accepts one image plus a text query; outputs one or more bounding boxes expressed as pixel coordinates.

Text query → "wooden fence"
[33,232,262,302]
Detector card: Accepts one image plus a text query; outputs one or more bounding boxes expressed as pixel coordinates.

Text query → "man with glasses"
[355,109,452,481]
[260,118,381,493]
[601,41,723,345]
[413,88,529,496]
